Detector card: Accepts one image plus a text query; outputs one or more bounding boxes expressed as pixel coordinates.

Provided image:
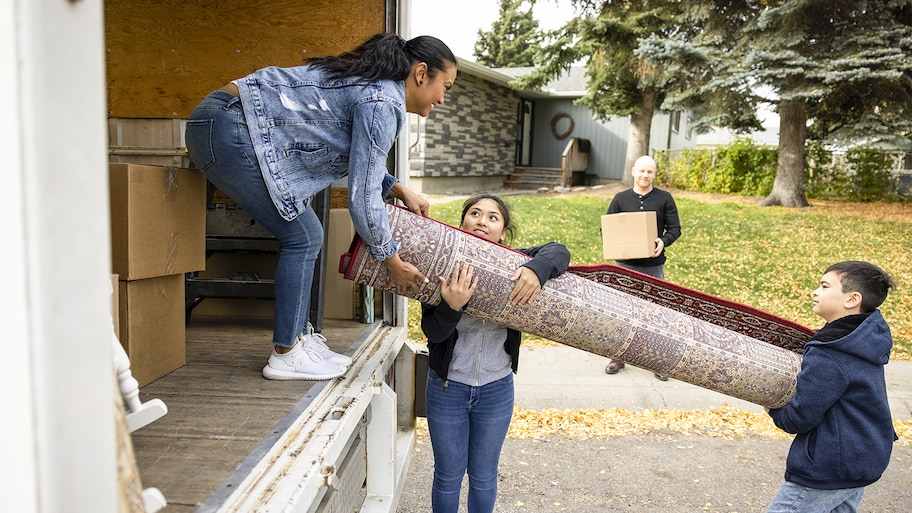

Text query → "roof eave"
[455,57,584,100]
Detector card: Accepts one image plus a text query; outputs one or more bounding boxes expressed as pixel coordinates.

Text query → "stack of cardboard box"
[109,164,206,386]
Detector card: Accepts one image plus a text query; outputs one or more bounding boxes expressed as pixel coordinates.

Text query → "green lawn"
[407,191,912,359]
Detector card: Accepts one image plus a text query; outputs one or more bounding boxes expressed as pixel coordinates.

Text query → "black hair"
[460,194,516,245]
[825,260,896,312]
[305,32,456,83]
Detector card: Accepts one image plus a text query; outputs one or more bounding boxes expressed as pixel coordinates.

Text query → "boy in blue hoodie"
[766,260,897,513]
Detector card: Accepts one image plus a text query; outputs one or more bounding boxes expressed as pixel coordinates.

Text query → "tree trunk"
[758,99,810,207]
[623,88,657,186]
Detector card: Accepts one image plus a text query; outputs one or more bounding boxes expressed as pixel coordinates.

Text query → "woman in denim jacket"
[185,33,457,380]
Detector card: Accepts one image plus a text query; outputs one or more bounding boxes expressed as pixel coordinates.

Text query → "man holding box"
[604,155,681,380]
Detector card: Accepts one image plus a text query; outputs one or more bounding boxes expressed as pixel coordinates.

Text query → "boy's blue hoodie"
[768,310,897,489]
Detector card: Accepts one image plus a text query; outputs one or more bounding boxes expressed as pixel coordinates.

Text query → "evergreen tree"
[638,0,912,207]
[474,0,545,68]
[511,1,687,184]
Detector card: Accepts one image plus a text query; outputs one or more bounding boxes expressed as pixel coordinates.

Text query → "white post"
[365,383,397,503]
[2,0,118,512]
[1,0,38,509]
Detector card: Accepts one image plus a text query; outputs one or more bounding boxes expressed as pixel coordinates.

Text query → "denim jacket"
[236,65,405,260]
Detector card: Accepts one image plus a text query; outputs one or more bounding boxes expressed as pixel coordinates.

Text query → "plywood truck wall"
[104,0,387,119]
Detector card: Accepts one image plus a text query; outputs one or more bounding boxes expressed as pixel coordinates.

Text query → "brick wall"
[410,73,519,179]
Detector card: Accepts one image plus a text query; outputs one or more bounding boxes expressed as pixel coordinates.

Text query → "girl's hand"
[439,263,477,311]
[509,266,541,306]
[385,253,428,295]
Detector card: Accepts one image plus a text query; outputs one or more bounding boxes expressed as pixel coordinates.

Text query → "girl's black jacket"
[421,242,571,383]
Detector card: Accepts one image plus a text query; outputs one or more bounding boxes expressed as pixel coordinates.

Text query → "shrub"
[845,148,896,202]
[661,140,903,202]
[655,148,714,191]
[804,141,848,199]
[805,143,899,202]
[657,138,775,196]
[710,137,777,196]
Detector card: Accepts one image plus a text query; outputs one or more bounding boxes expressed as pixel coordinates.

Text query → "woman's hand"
[439,262,477,311]
[385,253,428,295]
[509,266,541,306]
[390,182,429,217]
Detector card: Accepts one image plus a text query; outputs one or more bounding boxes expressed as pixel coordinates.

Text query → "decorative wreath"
[550,112,574,139]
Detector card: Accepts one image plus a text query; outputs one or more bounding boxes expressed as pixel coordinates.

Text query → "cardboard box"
[118,274,186,387]
[324,209,357,319]
[601,211,658,260]
[110,163,207,280]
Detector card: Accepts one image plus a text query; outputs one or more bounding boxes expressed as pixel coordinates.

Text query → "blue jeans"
[766,481,865,513]
[425,370,514,513]
[185,91,323,347]
[614,261,665,280]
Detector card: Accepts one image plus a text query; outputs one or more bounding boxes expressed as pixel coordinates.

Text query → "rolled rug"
[341,204,807,409]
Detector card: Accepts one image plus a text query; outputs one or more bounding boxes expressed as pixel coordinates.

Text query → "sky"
[410,0,575,61]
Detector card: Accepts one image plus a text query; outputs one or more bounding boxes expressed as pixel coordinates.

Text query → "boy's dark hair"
[825,260,896,312]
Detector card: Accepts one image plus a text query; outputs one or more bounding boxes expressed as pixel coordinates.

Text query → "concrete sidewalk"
[514,344,912,419]
[397,345,912,512]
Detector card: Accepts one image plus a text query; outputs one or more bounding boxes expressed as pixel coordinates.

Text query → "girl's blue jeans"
[185,90,323,348]
[766,481,865,513]
[425,369,514,513]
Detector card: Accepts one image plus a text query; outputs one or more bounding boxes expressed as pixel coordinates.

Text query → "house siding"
[531,101,627,179]
[409,73,520,193]
[531,99,692,181]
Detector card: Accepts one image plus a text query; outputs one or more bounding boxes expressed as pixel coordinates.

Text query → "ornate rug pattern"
[568,266,813,354]
[341,205,806,409]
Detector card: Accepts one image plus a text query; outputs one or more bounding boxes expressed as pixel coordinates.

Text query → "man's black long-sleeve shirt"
[606,188,681,266]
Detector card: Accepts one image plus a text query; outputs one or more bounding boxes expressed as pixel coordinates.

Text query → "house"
[408,59,698,195]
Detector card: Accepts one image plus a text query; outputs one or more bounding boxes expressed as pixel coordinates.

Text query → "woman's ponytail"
[307,32,455,82]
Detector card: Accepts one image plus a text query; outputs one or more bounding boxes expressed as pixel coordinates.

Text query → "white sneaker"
[262,342,346,381]
[303,324,353,367]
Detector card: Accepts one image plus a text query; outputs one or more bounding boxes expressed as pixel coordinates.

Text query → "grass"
[407,190,912,359]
